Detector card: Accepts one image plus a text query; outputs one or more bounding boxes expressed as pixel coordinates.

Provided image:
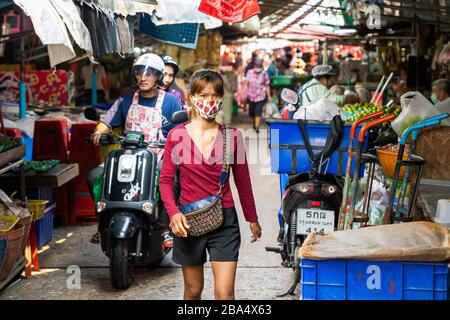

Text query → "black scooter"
[85,108,188,289]
[266,89,344,296]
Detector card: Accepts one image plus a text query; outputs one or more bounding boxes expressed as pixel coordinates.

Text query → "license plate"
[296,208,335,235]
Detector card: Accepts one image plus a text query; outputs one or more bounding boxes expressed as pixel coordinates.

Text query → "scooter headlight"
[321,184,337,195]
[298,183,314,194]
[97,201,106,213]
[142,201,154,214]
[118,155,136,182]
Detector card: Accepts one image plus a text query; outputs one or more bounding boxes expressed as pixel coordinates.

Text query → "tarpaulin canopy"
[139,13,200,50]
[151,0,222,30]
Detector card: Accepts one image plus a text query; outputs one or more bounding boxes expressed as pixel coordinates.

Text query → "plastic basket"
[17,213,33,255]
[26,186,53,205]
[376,145,409,179]
[0,216,20,232]
[300,259,448,300]
[0,225,24,280]
[267,119,369,177]
[27,200,49,221]
[35,205,55,249]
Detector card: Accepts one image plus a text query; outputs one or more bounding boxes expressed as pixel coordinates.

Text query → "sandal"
[161,231,173,253]
[90,231,101,244]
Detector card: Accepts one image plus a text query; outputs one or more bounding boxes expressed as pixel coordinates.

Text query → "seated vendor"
[298,65,358,107]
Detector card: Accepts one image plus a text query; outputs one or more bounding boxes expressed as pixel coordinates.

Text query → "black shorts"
[248,99,266,118]
[172,207,241,266]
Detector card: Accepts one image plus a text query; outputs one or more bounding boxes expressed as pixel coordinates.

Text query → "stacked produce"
[342,103,401,122]
[12,160,60,173]
[0,135,22,153]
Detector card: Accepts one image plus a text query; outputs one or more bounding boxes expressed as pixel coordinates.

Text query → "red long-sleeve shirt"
[159,124,258,223]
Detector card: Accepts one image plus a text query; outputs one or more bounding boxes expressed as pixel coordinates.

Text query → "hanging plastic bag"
[391,92,440,136]
[93,174,103,204]
[293,98,342,122]
[198,0,261,23]
[263,101,279,118]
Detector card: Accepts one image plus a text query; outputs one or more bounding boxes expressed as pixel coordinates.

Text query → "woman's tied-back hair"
[190,69,225,97]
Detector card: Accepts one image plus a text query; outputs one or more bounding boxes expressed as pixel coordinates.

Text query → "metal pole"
[91,66,97,106]
[19,15,26,119]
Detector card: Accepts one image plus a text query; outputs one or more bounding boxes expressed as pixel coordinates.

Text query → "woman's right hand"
[169,213,190,237]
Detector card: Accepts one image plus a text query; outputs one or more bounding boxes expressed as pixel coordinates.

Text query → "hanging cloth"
[13,0,76,67]
[49,0,93,57]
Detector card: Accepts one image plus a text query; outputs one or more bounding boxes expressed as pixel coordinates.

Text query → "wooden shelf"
[0,145,26,169]
[0,163,79,188]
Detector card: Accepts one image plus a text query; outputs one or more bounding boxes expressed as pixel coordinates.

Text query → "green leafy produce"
[12,160,60,173]
[0,135,22,153]
[399,116,422,136]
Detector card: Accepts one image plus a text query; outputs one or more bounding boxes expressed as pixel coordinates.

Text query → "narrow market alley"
[0,115,297,300]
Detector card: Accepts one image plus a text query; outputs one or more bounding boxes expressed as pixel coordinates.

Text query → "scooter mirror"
[84,107,100,121]
[171,110,189,124]
[281,88,298,105]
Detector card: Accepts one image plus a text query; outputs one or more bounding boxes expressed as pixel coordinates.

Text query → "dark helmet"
[161,55,179,75]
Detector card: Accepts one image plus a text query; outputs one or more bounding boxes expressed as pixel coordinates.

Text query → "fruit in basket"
[0,219,13,230]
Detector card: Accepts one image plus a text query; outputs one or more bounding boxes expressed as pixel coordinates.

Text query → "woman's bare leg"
[211,261,237,300]
[181,265,204,300]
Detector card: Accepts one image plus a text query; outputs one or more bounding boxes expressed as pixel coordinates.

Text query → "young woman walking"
[159,69,261,300]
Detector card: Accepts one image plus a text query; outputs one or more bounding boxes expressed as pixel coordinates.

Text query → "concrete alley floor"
[0,112,298,300]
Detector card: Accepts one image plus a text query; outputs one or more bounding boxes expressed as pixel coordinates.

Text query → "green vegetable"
[0,136,22,153]
[399,116,423,136]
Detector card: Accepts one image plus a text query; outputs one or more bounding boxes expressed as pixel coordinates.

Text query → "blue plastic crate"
[35,205,55,249]
[300,258,448,300]
[0,239,7,270]
[267,119,368,176]
[27,186,53,206]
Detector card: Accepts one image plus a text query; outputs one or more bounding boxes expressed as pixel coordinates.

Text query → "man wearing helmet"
[88,53,181,250]
[160,55,185,108]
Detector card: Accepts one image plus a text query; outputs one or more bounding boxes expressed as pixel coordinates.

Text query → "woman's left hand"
[250,221,262,243]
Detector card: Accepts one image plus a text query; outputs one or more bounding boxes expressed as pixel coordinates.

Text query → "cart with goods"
[338,112,396,230]
[299,222,449,300]
[381,113,449,224]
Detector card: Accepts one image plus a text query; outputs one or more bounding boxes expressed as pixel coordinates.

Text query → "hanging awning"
[151,0,222,30]
[139,13,200,49]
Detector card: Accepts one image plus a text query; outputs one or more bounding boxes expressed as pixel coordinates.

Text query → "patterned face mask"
[191,96,224,120]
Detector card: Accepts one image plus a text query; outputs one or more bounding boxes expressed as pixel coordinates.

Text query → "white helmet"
[132,53,165,85]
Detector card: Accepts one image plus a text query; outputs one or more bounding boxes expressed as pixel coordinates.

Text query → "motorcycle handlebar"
[85,134,166,148]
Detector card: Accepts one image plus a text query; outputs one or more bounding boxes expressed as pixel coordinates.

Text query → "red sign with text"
[199,0,261,23]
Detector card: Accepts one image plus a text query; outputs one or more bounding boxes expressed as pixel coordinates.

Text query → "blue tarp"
[138,13,199,49]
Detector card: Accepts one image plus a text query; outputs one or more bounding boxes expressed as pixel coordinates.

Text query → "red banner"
[198,0,261,23]
[0,70,68,105]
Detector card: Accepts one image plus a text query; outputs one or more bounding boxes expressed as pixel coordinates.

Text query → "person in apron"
[88,53,182,250]
[298,65,357,108]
